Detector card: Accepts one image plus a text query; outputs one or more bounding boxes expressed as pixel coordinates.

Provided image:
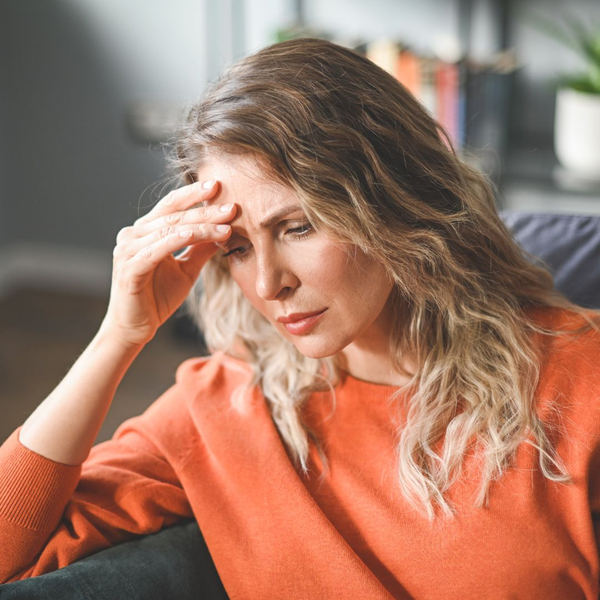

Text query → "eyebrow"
[258,204,304,229]
[222,204,306,252]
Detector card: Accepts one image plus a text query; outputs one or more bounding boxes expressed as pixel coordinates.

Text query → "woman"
[1,37,599,599]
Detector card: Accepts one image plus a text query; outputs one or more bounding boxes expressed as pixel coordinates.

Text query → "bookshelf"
[280,0,600,213]
[499,143,600,215]
[359,41,517,186]
[275,5,516,187]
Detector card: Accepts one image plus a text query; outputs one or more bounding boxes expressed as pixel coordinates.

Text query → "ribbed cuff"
[0,428,81,531]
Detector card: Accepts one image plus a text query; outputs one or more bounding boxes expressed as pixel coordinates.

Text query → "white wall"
[0,0,211,296]
[62,0,209,102]
[244,0,295,53]
[305,0,459,56]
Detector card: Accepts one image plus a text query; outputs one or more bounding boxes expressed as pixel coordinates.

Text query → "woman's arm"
[0,178,234,582]
[18,179,231,466]
[18,329,144,466]
[0,381,196,583]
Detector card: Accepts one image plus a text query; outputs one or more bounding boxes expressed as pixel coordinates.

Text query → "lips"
[276,309,327,336]
[276,310,326,324]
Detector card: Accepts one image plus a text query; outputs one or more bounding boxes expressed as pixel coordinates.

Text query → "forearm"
[0,385,192,583]
[19,326,145,466]
[17,179,224,467]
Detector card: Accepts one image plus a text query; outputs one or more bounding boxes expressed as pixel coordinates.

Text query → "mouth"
[276,309,327,336]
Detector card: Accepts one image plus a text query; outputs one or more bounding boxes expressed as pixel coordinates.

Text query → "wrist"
[94,320,148,356]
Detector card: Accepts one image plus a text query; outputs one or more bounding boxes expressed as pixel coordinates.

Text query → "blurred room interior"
[1,0,600,446]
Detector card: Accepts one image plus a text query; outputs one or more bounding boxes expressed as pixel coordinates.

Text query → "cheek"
[230,266,261,306]
[312,244,354,296]
[316,245,373,293]
[332,251,393,311]
[295,243,347,288]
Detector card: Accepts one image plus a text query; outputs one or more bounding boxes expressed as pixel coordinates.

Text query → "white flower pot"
[554,87,600,179]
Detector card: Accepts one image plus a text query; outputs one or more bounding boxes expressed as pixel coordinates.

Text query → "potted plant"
[529,15,600,178]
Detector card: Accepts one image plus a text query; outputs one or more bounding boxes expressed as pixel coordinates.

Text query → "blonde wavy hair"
[170,37,600,520]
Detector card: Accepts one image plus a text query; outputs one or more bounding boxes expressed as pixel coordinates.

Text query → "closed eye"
[222,221,314,261]
[286,222,313,238]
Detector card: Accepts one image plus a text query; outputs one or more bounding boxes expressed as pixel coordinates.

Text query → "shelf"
[497,144,600,215]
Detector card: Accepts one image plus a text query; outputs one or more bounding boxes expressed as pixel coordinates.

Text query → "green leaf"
[558,72,600,94]
[566,16,600,67]
[521,11,582,53]
[520,10,600,86]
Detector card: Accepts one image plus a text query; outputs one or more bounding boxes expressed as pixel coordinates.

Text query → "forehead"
[196,154,299,225]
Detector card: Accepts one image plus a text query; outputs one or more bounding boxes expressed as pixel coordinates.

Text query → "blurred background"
[2,0,600,445]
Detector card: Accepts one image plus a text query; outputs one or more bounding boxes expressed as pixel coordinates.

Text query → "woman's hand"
[100,180,234,348]
[18,180,234,467]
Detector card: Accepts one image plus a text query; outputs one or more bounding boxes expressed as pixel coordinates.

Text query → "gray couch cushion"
[501,212,600,309]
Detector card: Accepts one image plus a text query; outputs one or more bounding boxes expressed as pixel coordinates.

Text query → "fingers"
[111,179,231,292]
[124,221,231,260]
[134,180,219,227]
[115,178,236,255]
[129,201,236,241]
[115,224,231,293]
[135,226,226,271]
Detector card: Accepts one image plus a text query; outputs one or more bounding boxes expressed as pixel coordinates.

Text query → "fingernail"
[202,180,216,189]
[219,203,234,213]
[216,224,230,233]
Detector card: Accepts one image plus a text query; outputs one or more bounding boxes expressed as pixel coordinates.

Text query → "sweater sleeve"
[0,381,195,583]
[591,436,600,586]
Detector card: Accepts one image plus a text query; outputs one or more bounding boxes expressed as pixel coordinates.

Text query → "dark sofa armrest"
[0,520,228,600]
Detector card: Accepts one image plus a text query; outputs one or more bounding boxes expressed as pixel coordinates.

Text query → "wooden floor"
[0,287,208,447]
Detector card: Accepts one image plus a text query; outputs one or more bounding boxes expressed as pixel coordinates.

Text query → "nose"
[255,246,299,301]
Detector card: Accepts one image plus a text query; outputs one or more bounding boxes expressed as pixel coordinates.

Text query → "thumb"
[176,242,219,281]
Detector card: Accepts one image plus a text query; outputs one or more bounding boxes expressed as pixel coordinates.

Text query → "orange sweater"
[0,307,599,598]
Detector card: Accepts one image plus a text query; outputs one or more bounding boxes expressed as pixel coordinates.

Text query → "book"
[396,48,422,99]
[366,39,400,77]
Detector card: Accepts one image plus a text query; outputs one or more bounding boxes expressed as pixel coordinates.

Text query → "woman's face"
[196,155,394,360]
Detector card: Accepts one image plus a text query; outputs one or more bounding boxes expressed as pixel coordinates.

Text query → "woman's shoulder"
[525,306,600,351]
[174,350,255,395]
[527,306,600,377]
[527,306,600,436]
[121,352,256,443]
[525,305,600,357]
[526,304,600,330]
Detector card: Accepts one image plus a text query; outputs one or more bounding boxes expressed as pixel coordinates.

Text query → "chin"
[287,335,348,360]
